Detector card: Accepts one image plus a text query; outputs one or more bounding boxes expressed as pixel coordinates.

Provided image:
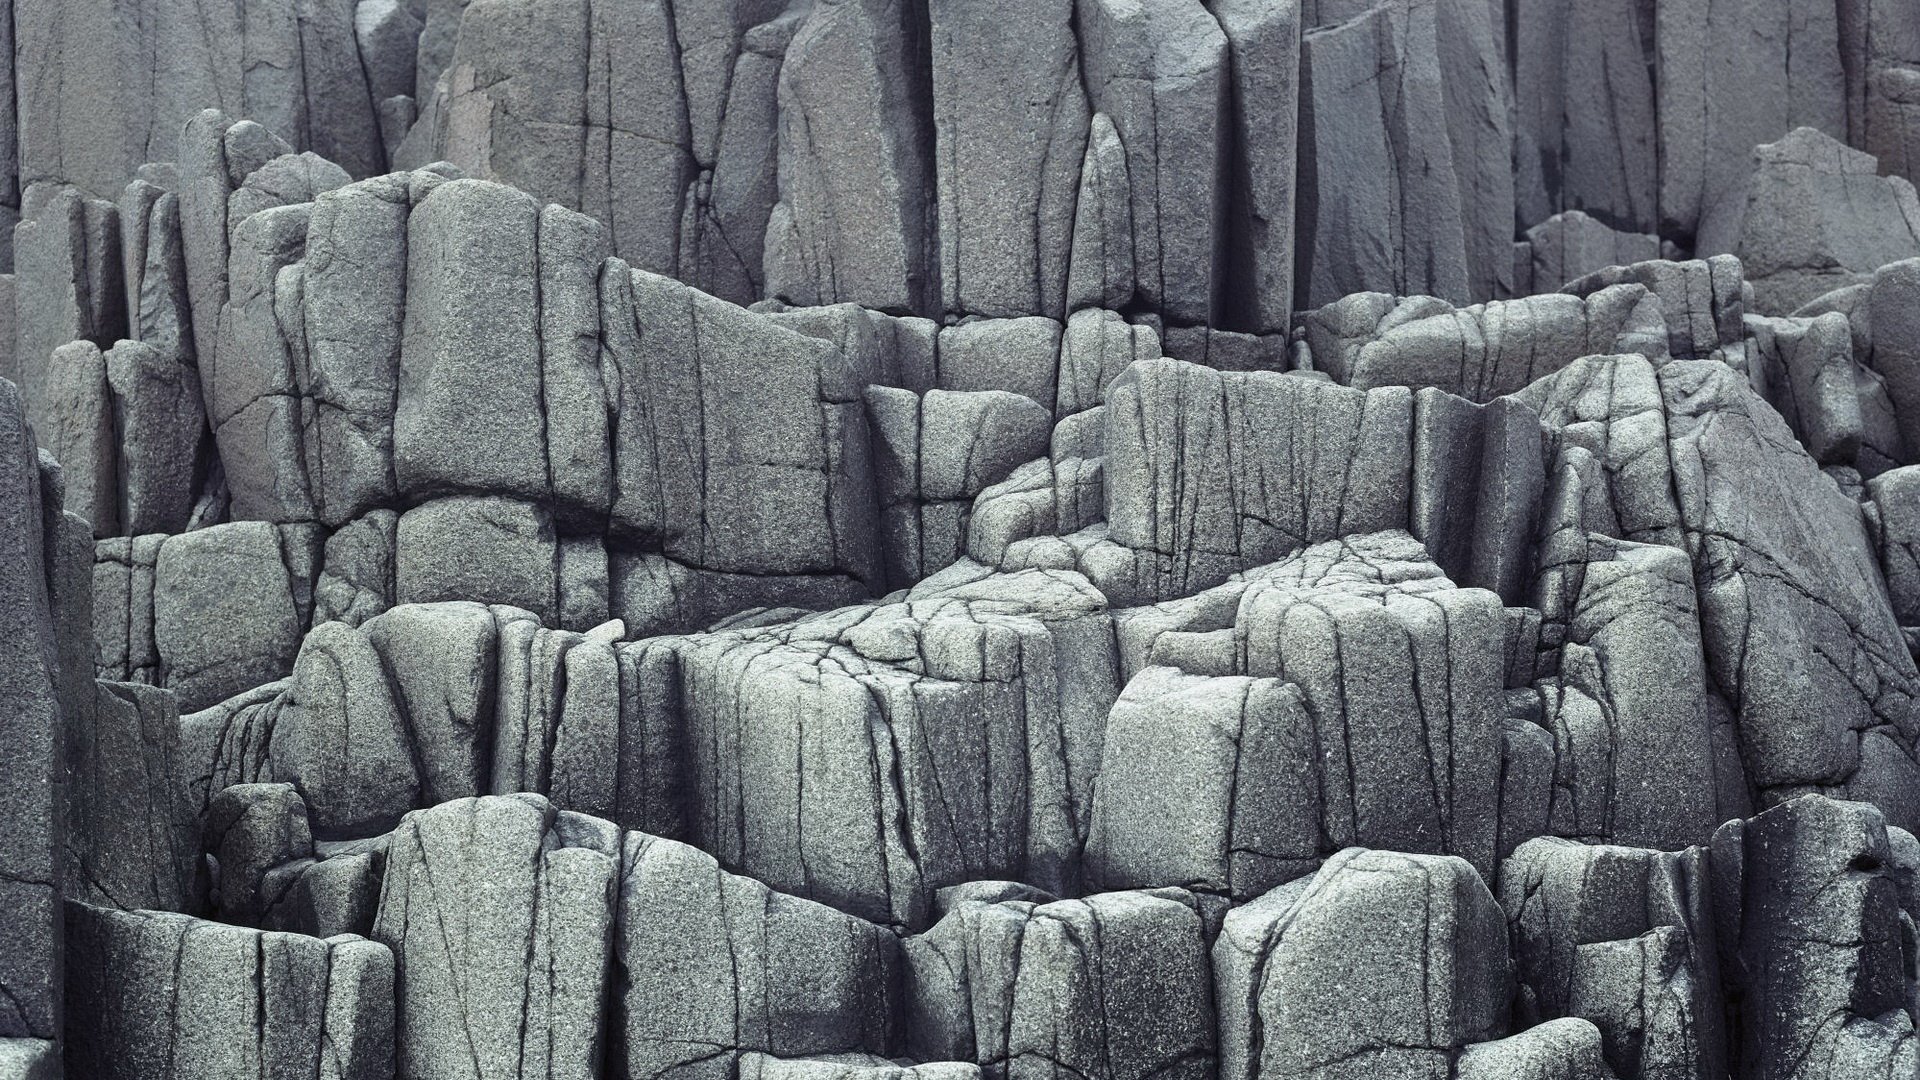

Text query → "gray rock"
[152,522,309,711]
[616,828,899,1079]
[1077,0,1226,325]
[1454,1019,1618,1080]
[203,782,315,924]
[0,1039,57,1080]
[1518,212,1662,295]
[0,380,60,1040]
[395,496,560,624]
[395,178,550,502]
[1103,359,1413,601]
[1529,536,1727,849]
[930,0,1085,320]
[1298,2,1467,307]
[605,265,879,584]
[671,567,1113,927]
[1086,666,1318,898]
[1711,795,1920,1077]
[741,1054,977,1080]
[118,180,193,365]
[12,185,122,428]
[1656,0,1847,239]
[273,620,420,838]
[1501,838,1724,1080]
[373,794,615,1080]
[1056,308,1159,418]
[1866,257,1920,464]
[66,681,198,913]
[537,204,615,522]
[65,902,394,1080]
[104,339,206,535]
[1300,287,1668,400]
[301,174,409,526]
[1065,114,1135,315]
[1563,257,1747,361]
[1873,466,1920,625]
[1744,312,1867,465]
[1210,0,1301,334]
[314,510,400,628]
[1215,848,1509,1080]
[1662,360,1920,827]
[207,201,313,523]
[39,340,115,535]
[1701,128,1920,314]
[935,317,1063,408]
[607,554,870,640]
[905,888,1212,1080]
[1513,2,1658,236]
[767,0,935,315]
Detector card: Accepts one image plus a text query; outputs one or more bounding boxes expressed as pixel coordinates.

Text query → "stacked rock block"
[18,3,1920,1080]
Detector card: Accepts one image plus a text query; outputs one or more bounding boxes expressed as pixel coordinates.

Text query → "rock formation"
[7,2,1920,1079]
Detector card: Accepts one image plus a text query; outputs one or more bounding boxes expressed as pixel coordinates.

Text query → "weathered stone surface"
[1656,0,1847,240]
[65,902,394,1080]
[1501,838,1724,1080]
[0,381,60,1042]
[1215,848,1509,1080]
[616,827,900,1079]
[1663,361,1920,825]
[1300,287,1667,401]
[1701,127,1920,314]
[373,794,615,1080]
[1514,2,1658,236]
[904,888,1212,1080]
[66,680,197,913]
[1516,212,1661,295]
[1086,667,1317,898]
[1103,359,1413,600]
[1711,795,1920,1077]
[395,496,561,623]
[103,338,206,535]
[152,522,309,712]
[1076,0,1224,326]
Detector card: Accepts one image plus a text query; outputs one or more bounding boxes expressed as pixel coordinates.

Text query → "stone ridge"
[6,3,1920,1080]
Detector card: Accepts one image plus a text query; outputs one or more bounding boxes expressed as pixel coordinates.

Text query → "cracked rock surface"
[12,3,1920,1079]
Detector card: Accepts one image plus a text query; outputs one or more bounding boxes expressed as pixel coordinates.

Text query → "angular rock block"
[617,828,901,1080]
[1087,666,1317,899]
[65,903,393,1080]
[1299,287,1668,400]
[1710,795,1920,1077]
[904,887,1213,1080]
[0,381,62,1042]
[1215,848,1509,1080]
[1663,361,1920,827]
[1703,128,1920,314]
[604,266,879,585]
[1562,257,1747,362]
[1107,532,1505,879]
[373,794,617,1080]
[152,521,314,712]
[1501,838,1724,1080]
[66,680,198,913]
[1103,359,1413,601]
[671,567,1117,927]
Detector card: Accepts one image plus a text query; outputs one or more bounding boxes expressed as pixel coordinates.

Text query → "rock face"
[19,7,1920,1080]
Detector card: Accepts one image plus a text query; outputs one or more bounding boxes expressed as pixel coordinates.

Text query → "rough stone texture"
[1700,127,1920,314]
[1214,848,1509,1080]
[904,887,1212,1080]
[65,902,393,1080]
[373,794,615,1080]
[24,9,1920,1078]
